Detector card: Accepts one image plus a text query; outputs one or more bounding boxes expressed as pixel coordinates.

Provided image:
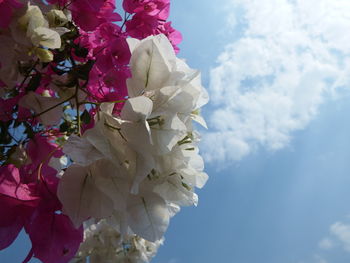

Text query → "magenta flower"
[0,165,39,250]
[157,21,182,53]
[25,211,83,263]
[0,136,83,263]
[0,0,23,29]
[126,13,159,39]
[123,0,170,20]
[71,0,122,31]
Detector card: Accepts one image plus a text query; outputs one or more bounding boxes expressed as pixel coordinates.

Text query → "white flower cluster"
[71,220,163,263]
[0,2,69,88]
[58,34,209,262]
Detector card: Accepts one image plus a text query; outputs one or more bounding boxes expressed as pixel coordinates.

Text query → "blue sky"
[2,0,350,262]
[154,1,350,263]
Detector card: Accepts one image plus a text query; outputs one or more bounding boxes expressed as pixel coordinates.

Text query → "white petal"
[126,38,141,53]
[153,175,198,207]
[31,27,61,49]
[127,192,169,242]
[63,135,104,166]
[127,36,173,97]
[191,113,208,129]
[57,164,115,228]
[151,114,187,154]
[167,203,180,217]
[121,96,153,122]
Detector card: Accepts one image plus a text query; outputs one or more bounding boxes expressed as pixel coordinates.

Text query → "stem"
[119,12,132,33]
[31,94,75,120]
[18,59,39,91]
[75,86,81,136]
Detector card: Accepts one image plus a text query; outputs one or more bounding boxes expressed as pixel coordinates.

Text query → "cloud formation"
[330,221,350,252]
[312,221,350,262]
[318,238,334,250]
[203,0,350,162]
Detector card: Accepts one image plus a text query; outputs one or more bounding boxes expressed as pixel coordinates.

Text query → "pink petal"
[0,165,38,201]
[0,197,36,250]
[27,212,83,263]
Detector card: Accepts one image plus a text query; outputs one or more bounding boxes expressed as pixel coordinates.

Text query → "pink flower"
[0,0,23,29]
[126,15,182,53]
[87,66,129,102]
[75,23,131,103]
[0,165,38,202]
[123,0,170,20]
[94,38,131,71]
[157,21,182,53]
[125,13,159,39]
[25,211,83,263]
[26,135,62,176]
[0,96,19,121]
[47,0,69,7]
[71,0,122,31]
[0,165,39,250]
[0,196,35,250]
[0,137,83,262]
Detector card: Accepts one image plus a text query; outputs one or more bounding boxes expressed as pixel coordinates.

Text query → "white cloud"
[319,238,334,250]
[204,0,350,163]
[330,222,350,252]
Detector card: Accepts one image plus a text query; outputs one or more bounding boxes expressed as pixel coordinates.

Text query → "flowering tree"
[0,0,208,262]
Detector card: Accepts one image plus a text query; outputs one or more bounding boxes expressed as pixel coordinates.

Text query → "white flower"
[30,26,61,49]
[63,135,105,166]
[58,159,128,228]
[120,96,155,194]
[60,35,209,259]
[10,4,62,57]
[72,220,163,263]
[127,191,169,242]
[46,9,69,27]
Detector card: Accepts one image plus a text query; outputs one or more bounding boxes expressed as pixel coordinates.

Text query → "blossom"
[72,220,164,263]
[0,1,207,262]
[0,0,23,29]
[11,4,62,49]
[57,160,119,228]
[69,0,122,31]
[124,0,182,52]
[59,35,207,249]
[0,165,39,250]
[76,23,131,103]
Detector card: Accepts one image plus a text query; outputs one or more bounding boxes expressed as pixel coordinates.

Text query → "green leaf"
[80,110,91,125]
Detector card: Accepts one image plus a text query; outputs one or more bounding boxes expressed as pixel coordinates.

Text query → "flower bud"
[34,47,54,62]
[9,145,28,168]
[46,9,68,27]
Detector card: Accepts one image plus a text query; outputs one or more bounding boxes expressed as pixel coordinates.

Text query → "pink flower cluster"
[0,0,182,262]
[0,0,23,28]
[49,0,122,31]
[77,22,131,107]
[123,0,182,53]
[0,135,82,263]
